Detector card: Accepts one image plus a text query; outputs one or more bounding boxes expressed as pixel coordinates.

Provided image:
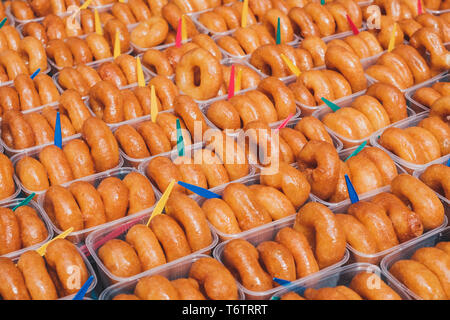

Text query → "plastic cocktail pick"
[80,0,93,10]
[228,65,235,100]
[417,0,423,15]
[36,227,74,256]
[30,68,40,80]
[181,15,187,41]
[344,141,367,162]
[94,9,102,36]
[72,276,94,300]
[321,97,340,111]
[272,278,306,296]
[276,113,294,130]
[446,157,450,167]
[176,118,185,156]
[12,193,36,211]
[276,17,281,44]
[235,68,242,92]
[136,56,145,87]
[176,18,183,48]
[345,174,359,204]
[347,14,359,35]
[0,17,7,29]
[178,181,221,199]
[54,111,62,149]
[118,0,126,3]
[150,84,158,123]
[320,0,325,4]
[146,180,176,226]
[114,31,121,59]
[280,53,301,77]
[388,23,397,52]
[241,0,249,28]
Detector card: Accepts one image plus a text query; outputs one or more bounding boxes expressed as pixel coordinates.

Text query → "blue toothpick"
[272,278,306,298]
[54,112,62,149]
[321,97,340,112]
[320,0,325,4]
[72,275,94,300]
[176,118,185,157]
[446,157,450,167]
[0,17,7,29]
[345,174,359,204]
[178,181,221,199]
[344,141,367,162]
[12,193,36,211]
[30,68,41,80]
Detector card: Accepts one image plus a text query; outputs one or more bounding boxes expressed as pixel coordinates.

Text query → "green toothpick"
[276,17,281,44]
[321,97,340,112]
[176,118,185,157]
[344,141,368,162]
[12,193,36,211]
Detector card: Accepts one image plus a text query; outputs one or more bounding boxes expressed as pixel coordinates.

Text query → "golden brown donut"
[336,213,378,254]
[379,127,426,164]
[257,241,296,283]
[44,185,83,231]
[97,177,129,222]
[350,272,402,300]
[171,278,205,300]
[418,116,450,155]
[135,275,179,300]
[86,33,112,61]
[15,74,41,111]
[358,147,398,186]
[39,145,74,186]
[0,258,31,300]
[131,17,168,49]
[206,100,241,130]
[249,185,296,220]
[1,110,35,150]
[404,127,441,163]
[58,67,89,96]
[69,181,106,229]
[0,207,21,255]
[89,81,124,124]
[346,154,384,193]
[98,239,142,278]
[14,205,48,248]
[62,139,95,180]
[146,156,185,194]
[350,96,390,132]
[15,156,49,192]
[201,198,242,235]
[392,44,432,84]
[420,164,450,199]
[97,62,128,89]
[115,125,150,159]
[142,49,173,77]
[366,83,408,123]
[0,87,20,115]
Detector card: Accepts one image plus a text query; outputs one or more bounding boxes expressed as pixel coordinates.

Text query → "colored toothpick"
[176,118,185,157]
[346,14,359,35]
[30,68,40,80]
[446,157,450,167]
[241,0,249,28]
[273,278,306,296]
[276,113,294,130]
[181,15,187,42]
[280,53,301,77]
[228,65,235,100]
[36,227,74,256]
[235,68,242,92]
[344,141,367,162]
[150,85,158,123]
[320,0,325,4]
[118,0,126,3]
[321,97,340,111]
[387,23,397,52]
[0,17,7,29]
[146,180,176,226]
[417,0,423,15]
[80,0,93,10]
[54,112,62,149]
[136,56,145,87]
[94,9,102,36]
[72,276,94,300]
[12,193,36,211]
[176,18,182,48]
[178,181,221,199]
[276,17,281,44]
[345,174,359,204]
[114,32,121,59]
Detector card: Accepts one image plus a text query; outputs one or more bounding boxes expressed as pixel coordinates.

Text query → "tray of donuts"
[413,156,450,206]
[381,226,450,300]
[0,238,98,300]
[270,263,411,300]
[0,2,15,26]
[10,117,125,197]
[35,167,162,244]
[405,73,449,114]
[311,82,417,149]
[424,0,450,15]
[370,112,450,174]
[99,254,246,300]
[211,203,351,300]
[0,153,22,205]
[0,198,53,260]
[84,191,219,286]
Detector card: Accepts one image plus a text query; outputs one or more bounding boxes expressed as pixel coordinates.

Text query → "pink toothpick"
[228,65,235,100]
[346,14,359,35]
[175,18,182,48]
[417,0,423,15]
[276,114,294,130]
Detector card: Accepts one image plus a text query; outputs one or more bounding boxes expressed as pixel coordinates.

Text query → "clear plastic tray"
[0,198,53,260]
[370,112,450,174]
[212,215,350,300]
[10,135,125,197]
[84,210,219,286]
[425,7,450,15]
[329,185,448,265]
[312,96,416,149]
[270,262,411,300]
[6,1,73,24]
[36,167,162,244]
[405,73,449,113]
[413,157,450,206]
[0,65,52,89]
[381,226,450,300]
[0,166,22,206]
[190,5,242,37]
[99,254,245,300]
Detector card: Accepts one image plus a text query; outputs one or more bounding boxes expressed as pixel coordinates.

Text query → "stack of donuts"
[98,192,213,278]
[413,81,450,119]
[419,163,450,199]
[10,0,83,19]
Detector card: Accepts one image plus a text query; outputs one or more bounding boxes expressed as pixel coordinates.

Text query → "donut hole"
[261,63,273,76]
[193,66,201,86]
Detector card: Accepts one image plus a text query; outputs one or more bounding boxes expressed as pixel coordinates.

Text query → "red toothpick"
[346,14,359,35]
[228,65,235,100]
[417,0,423,15]
[276,114,294,131]
[175,18,182,48]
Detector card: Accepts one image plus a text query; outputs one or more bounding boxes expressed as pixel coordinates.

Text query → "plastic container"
[370,112,450,174]
[10,135,125,197]
[0,167,22,206]
[36,167,162,244]
[405,73,449,113]
[381,226,450,300]
[425,8,450,15]
[99,254,245,300]
[190,5,241,37]
[0,64,52,89]
[270,262,411,300]
[312,96,416,149]
[0,199,53,260]
[6,1,73,24]
[85,211,219,286]
[329,185,448,265]
[413,157,450,206]
[212,215,350,300]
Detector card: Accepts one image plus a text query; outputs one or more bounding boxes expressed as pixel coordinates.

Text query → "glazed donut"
[326,2,350,33]
[300,36,326,67]
[337,0,362,28]
[59,90,90,133]
[39,145,74,186]
[257,77,296,119]
[43,14,67,40]
[378,52,414,88]
[142,49,174,77]
[174,95,208,136]
[146,156,185,194]
[69,181,106,229]
[97,62,128,88]
[97,177,129,221]
[366,66,406,91]
[263,9,294,43]
[193,149,230,188]
[288,7,321,38]
[128,0,152,21]
[161,3,199,39]
[392,44,432,84]
[44,185,83,231]
[175,48,222,101]
[111,2,136,25]
[149,214,192,261]
[15,74,42,111]
[201,198,241,235]
[294,202,346,268]
[33,74,60,106]
[366,83,408,123]
[46,40,73,68]
[275,227,319,278]
[349,272,402,300]
[304,287,348,300]
[76,65,102,89]
[1,110,35,150]
[86,34,112,61]
[379,127,425,164]
[279,127,307,160]
[156,112,191,148]
[1,25,21,52]
[113,55,137,85]
[131,17,168,49]
[297,140,340,200]
[0,87,20,114]
[132,86,159,116]
[404,127,441,163]
[17,251,58,300]
[257,241,296,284]
[171,278,205,300]
[14,205,48,248]
[228,94,263,126]
[377,16,404,49]
[65,37,93,65]
[358,147,398,185]
[420,164,450,199]
[430,96,450,120]
[192,34,222,61]
[58,68,89,96]
[335,214,378,254]
[329,160,350,203]
[294,116,334,145]
[62,139,95,180]
[0,258,31,300]
[358,31,383,56]
[11,1,35,21]
[173,155,208,195]
[23,112,54,146]
[418,116,450,155]
[391,174,445,230]
[0,207,21,255]
[15,156,49,192]
[346,153,384,193]
[121,90,144,120]
[213,6,241,30]
[22,22,48,46]
[249,185,296,220]
[350,96,391,132]
[98,239,142,278]
[115,125,150,159]
[104,19,131,54]
[125,224,166,271]
[136,121,172,156]
[304,2,336,37]
[324,107,373,140]
[297,70,335,104]
[323,70,353,100]
[0,50,29,80]
[82,117,120,172]
[206,100,241,130]
[89,81,124,124]
[218,33,252,57]
[134,275,179,300]
[410,28,450,70]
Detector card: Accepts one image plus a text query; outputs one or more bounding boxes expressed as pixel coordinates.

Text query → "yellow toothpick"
[235,68,242,92]
[94,9,102,36]
[114,32,121,59]
[280,53,301,77]
[136,56,145,87]
[241,0,249,28]
[36,227,74,256]
[181,15,187,42]
[146,180,176,226]
[118,0,125,2]
[387,23,397,52]
[151,85,158,123]
[80,0,93,10]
